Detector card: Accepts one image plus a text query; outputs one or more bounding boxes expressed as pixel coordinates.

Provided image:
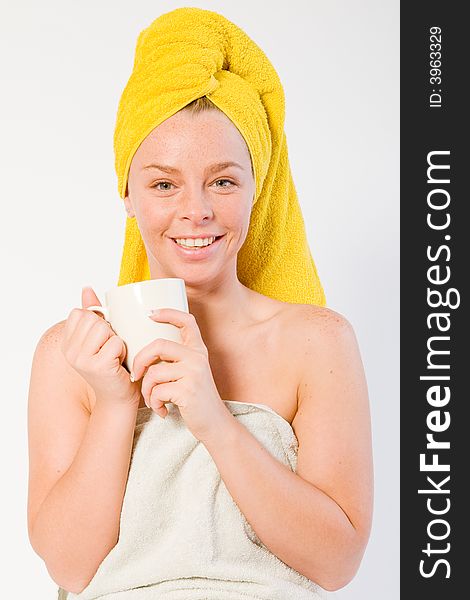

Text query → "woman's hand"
[61,286,142,409]
[131,308,232,442]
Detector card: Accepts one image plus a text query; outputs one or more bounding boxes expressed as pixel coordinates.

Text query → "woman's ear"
[123,190,135,218]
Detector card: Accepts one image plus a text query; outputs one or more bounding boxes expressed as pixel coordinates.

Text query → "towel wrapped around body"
[59,400,327,600]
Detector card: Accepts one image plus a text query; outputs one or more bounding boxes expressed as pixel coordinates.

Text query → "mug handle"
[86,305,110,321]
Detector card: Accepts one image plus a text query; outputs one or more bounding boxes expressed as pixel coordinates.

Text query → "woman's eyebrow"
[142,161,244,173]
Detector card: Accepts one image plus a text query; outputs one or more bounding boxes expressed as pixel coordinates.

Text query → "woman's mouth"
[170,234,225,259]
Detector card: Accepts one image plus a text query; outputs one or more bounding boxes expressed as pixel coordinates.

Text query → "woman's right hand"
[60,286,142,409]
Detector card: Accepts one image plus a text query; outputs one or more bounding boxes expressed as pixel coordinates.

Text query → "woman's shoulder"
[248,288,354,345]
[275,300,353,337]
[270,301,357,373]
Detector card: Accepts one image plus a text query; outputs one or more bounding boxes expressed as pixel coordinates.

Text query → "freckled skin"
[124,109,255,296]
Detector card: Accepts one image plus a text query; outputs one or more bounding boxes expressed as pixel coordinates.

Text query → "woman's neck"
[185,276,254,343]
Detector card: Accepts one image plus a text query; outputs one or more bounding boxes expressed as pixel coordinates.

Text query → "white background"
[0,1,399,598]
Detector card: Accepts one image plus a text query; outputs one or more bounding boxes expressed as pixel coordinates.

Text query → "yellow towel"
[114,7,326,306]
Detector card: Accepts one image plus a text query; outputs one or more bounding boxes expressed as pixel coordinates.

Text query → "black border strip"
[400,3,467,597]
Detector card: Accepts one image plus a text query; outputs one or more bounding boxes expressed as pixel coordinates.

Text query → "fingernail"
[130,372,135,382]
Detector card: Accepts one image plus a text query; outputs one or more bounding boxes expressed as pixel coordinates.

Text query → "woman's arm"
[201,306,373,591]
[28,322,140,594]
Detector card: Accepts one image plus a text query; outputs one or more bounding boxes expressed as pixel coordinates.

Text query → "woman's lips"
[170,235,225,260]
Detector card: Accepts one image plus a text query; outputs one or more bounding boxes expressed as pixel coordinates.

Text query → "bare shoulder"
[284,302,353,334]
[276,302,357,361]
[249,293,358,380]
[287,303,365,399]
[36,318,68,356]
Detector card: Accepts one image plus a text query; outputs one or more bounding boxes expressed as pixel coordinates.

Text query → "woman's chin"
[172,269,220,287]
[151,261,218,283]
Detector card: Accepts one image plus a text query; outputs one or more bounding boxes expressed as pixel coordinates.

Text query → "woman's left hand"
[131,308,232,443]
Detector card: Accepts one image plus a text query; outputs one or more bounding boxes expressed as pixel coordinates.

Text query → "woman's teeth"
[174,236,216,248]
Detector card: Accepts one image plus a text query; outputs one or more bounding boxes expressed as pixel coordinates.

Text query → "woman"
[27,8,373,599]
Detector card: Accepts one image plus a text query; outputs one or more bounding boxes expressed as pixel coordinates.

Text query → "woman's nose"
[178,189,214,221]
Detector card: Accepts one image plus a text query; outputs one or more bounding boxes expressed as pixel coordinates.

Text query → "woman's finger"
[80,318,114,357]
[148,308,206,351]
[132,338,191,381]
[63,309,102,357]
[81,286,102,309]
[147,381,177,415]
[70,310,108,352]
[141,361,183,405]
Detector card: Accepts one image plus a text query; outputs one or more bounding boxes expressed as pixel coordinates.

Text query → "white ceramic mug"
[86,278,188,372]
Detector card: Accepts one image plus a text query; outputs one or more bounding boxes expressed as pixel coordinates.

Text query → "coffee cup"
[86,278,188,372]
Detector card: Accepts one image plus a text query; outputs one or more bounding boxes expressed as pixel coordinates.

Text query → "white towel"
[60,400,327,600]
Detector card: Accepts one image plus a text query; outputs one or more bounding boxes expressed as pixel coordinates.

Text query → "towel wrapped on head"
[114,6,326,306]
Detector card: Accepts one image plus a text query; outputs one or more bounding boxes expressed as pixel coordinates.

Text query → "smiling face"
[124,108,256,287]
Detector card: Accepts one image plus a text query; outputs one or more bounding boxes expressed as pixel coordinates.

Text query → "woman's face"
[125,109,256,286]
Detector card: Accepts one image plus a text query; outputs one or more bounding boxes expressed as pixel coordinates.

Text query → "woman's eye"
[152,181,173,191]
[214,179,235,188]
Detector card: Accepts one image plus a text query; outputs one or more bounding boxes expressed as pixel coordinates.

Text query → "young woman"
[27,8,373,599]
